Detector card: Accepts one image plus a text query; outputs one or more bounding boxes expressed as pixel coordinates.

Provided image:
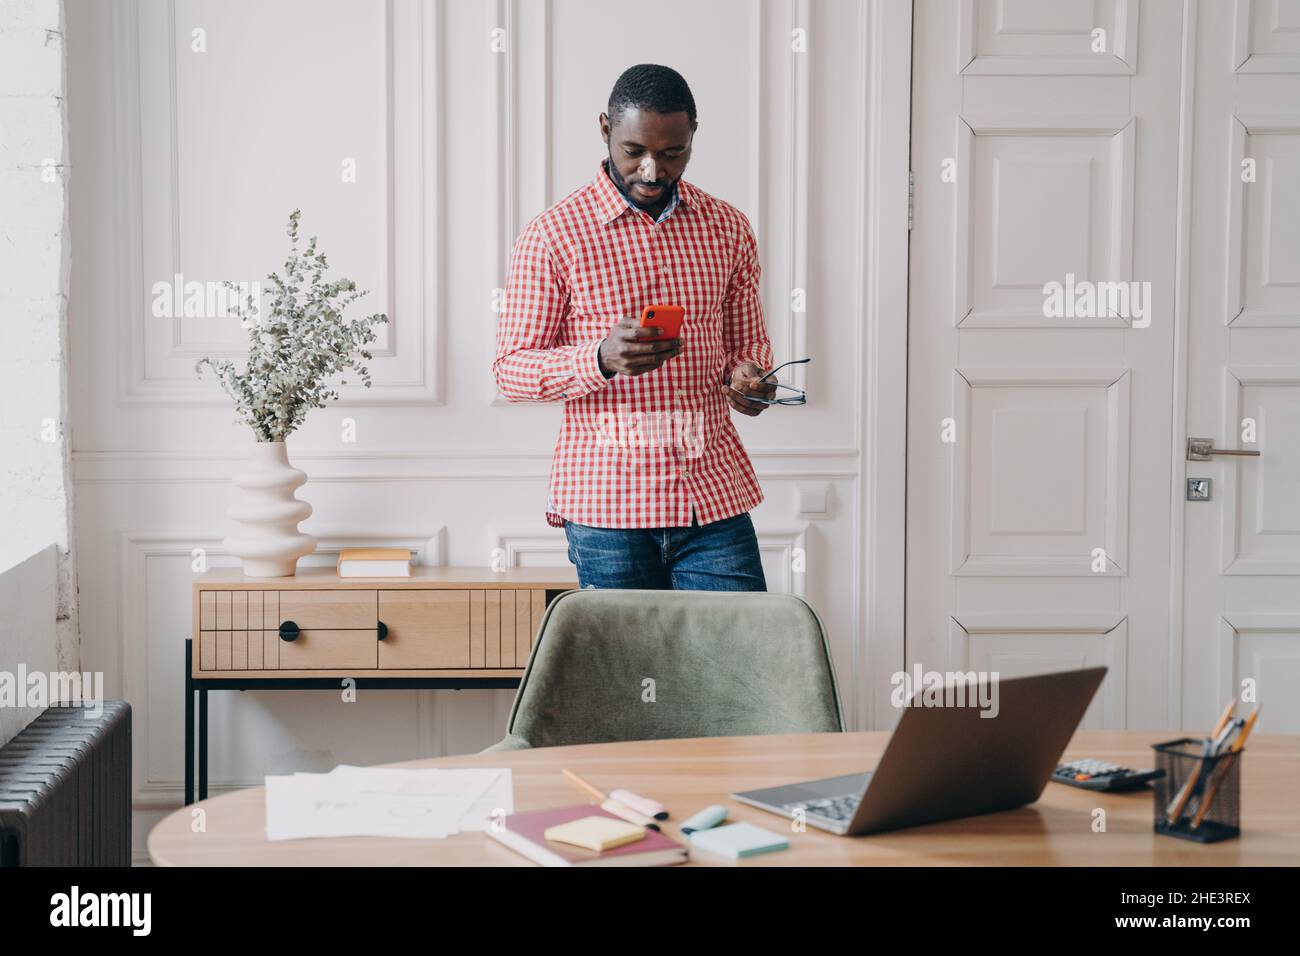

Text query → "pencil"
[561,768,607,803]
[1211,699,1236,737]
[1191,708,1260,829]
[1165,701,1238,824]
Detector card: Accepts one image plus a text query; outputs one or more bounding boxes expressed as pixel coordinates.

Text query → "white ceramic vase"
[224,440,317,577]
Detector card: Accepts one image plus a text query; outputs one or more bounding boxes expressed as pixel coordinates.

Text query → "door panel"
[908,0,1182,728]
[953,368,1129,576]
[1220,368,1300,574]
[1234,0,1300,72]
[958,0,1139,74]
[1228,117,1300,326]
[1183,0,1300,733]
[950,616,1127,730]
[956,116,1135,328]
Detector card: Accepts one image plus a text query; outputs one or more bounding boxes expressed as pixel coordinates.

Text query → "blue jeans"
[563,511,767,591]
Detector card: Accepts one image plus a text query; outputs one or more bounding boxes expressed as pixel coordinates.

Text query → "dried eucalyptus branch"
[195,209,388,441]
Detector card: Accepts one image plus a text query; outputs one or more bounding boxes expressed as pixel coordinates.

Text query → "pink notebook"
[487,805,687,867]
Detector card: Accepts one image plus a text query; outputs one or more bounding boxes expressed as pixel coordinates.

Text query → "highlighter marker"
[680,804,727,835]
[609,788,668,820]
[600,798,660,831]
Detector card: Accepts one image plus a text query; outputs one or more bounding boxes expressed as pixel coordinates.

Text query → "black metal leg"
[185,640,194,806]
[199,687,208,801]
[177,667,525,809]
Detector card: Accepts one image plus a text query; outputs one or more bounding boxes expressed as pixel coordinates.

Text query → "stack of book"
[336,547,412,578]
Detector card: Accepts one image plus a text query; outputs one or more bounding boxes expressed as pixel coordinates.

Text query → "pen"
[1208,718,1241,756]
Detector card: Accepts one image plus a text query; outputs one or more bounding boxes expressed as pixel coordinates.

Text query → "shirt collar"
[593,159,695,225]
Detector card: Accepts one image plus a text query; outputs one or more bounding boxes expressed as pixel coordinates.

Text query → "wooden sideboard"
[192,566,579,680]
[183,566,579,805]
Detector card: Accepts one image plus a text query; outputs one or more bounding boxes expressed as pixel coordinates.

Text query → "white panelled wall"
[64,0,910,859]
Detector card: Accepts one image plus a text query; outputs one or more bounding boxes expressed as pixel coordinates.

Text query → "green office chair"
[482,588,845,752]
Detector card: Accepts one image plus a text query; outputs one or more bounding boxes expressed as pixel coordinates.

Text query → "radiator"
[0,701,132,866]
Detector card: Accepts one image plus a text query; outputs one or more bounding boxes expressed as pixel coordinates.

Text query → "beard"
[605,151,676,210]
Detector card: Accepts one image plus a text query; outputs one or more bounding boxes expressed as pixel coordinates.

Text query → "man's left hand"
[722,363,778,417]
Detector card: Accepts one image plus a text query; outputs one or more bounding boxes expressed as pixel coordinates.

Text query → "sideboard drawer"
[278,629,378,670]
[193,574,571,677]
[379,591,470,668]
[277,590,377,630]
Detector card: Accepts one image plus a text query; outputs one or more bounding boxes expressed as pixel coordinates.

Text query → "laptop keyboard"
[783,793,861,823]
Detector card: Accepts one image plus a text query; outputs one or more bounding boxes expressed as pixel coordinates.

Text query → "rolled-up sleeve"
[720,213,775,384]
[492,220,612,403]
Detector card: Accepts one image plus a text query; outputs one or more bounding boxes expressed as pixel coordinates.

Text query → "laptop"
[733,667,1106,835]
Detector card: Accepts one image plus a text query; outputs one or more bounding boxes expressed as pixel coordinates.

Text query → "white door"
[906,0,1185,729]
[1180,0,1300,734]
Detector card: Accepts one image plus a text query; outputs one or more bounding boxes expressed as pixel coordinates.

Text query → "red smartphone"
[639,304,684,340]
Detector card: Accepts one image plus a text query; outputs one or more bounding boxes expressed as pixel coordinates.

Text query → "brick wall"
[0,0,79,684]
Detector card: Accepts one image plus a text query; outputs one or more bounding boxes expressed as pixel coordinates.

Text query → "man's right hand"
[597,317,683,378]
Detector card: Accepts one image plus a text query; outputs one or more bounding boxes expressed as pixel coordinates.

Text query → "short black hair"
[607,64,697,128]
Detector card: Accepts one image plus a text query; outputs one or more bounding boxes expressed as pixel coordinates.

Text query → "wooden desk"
[149,731,1300,866]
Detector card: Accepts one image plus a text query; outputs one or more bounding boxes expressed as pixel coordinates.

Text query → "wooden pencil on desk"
[1190,708,1259,829]
[1165,699,1236,825]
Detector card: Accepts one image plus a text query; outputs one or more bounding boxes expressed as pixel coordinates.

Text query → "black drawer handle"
[280,621,386,640]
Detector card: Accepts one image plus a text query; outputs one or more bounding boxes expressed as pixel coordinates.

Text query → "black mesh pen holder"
[1152,737,1241,843]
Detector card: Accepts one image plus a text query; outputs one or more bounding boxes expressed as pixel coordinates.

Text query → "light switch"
[796,483,831,518]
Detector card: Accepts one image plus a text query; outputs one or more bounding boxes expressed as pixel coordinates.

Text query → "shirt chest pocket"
[669,252,730,324]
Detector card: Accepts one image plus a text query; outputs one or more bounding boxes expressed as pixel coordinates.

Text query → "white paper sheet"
[264,766,513,841]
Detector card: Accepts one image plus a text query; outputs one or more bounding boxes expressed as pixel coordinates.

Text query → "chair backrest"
[498,589,845,749]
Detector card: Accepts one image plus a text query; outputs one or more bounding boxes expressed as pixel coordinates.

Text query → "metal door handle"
[1187,438,1261,461]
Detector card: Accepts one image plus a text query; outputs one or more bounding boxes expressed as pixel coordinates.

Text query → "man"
[492,64,777,591]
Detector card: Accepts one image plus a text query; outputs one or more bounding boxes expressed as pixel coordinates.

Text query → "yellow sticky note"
[544,816,646,852]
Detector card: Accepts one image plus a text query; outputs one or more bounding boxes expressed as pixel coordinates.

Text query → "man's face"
[599,107,695,210]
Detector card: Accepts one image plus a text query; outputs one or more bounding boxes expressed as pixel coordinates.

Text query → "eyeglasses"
[749,358,810,406]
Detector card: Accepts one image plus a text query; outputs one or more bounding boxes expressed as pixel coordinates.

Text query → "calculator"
[1052,758,1165,791]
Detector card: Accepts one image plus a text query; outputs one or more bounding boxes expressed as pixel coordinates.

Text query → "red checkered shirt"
[492,160,774,529]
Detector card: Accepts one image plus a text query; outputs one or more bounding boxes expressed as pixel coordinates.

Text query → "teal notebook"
[689,822,789,860]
